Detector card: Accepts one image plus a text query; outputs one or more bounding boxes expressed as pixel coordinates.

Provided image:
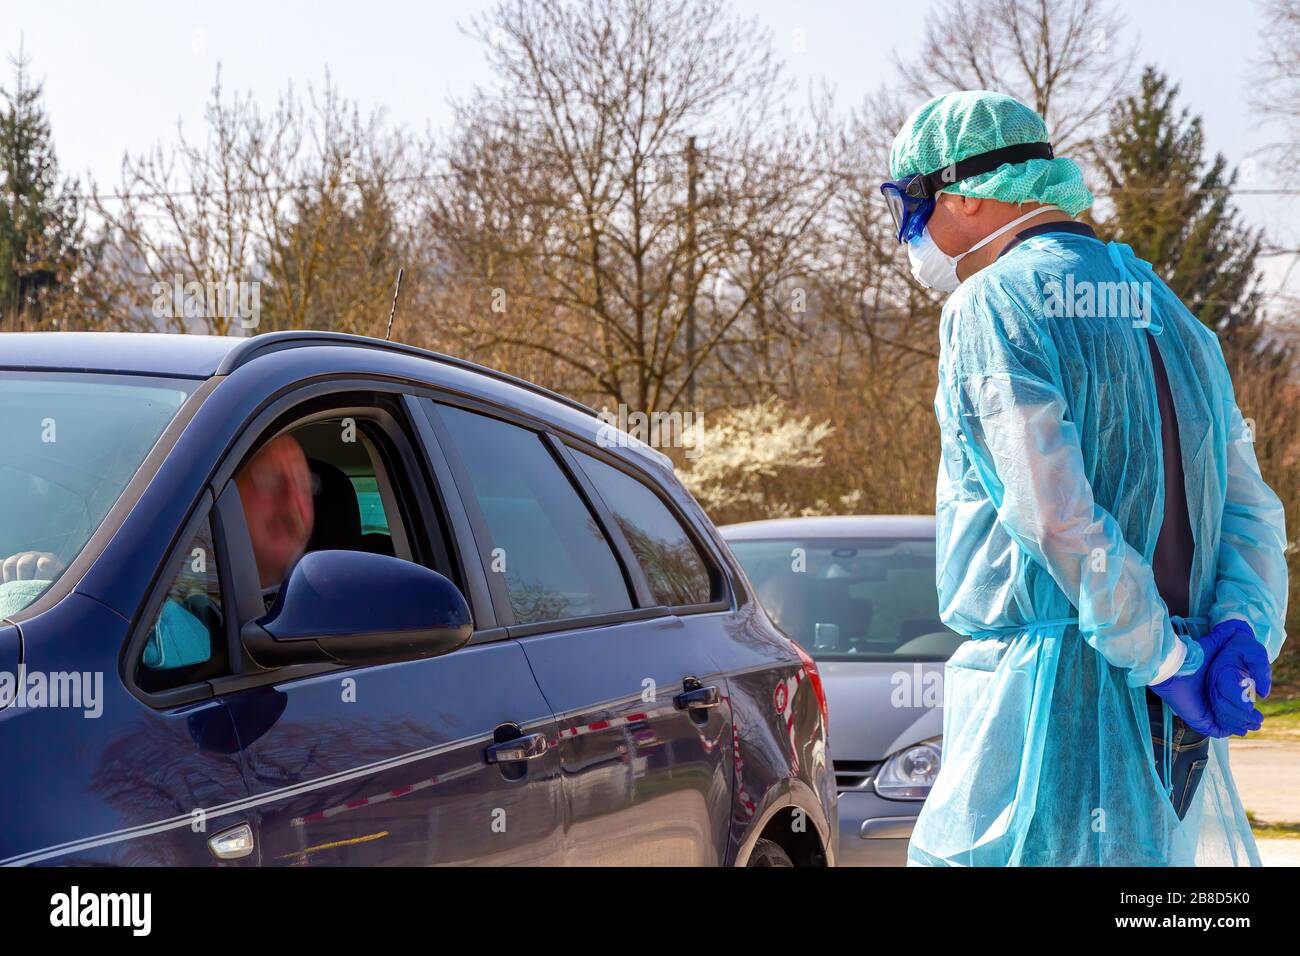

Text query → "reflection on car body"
[722,514,964,866]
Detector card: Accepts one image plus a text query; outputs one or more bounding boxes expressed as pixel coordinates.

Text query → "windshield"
[728,536,966,662]
[0,372,196,618]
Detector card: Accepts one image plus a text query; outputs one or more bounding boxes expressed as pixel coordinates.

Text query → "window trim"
[215,401,457,656]
[119,489,223,707]
[352,427,412,559]
[127,380,487,706]
[213,474,263,663]
[400,394,497,627]
[505,605,675,639]
[122,367,737,705]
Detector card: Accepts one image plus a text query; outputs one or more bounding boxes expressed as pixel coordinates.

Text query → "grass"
[1247,696,1300,740]
[1247,812,1300,840]
[1258,697,1300,719]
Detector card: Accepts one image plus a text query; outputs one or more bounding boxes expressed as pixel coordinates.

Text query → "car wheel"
[747,838,794,867]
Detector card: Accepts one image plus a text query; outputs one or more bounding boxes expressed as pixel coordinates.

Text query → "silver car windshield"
[0,372,196,618]
[728,536,965,662]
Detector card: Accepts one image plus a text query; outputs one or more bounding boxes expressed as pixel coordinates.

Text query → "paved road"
[1255,838,1300,866]
[1230,739,1300,824]
[1229,738,1300,867]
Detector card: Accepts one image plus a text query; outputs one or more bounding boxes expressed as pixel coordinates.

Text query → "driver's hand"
[1,551,65,583]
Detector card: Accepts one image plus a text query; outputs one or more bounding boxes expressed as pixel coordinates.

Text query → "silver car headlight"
[874,736,942,800]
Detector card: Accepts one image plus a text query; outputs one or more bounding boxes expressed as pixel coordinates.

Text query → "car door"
[424,399,733,865]
[209,388,564,865]
[4,578,252,867]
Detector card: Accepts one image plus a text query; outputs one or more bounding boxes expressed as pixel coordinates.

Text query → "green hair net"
[889,90,1093,216]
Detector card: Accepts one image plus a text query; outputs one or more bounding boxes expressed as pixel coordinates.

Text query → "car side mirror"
[240,550,473,667]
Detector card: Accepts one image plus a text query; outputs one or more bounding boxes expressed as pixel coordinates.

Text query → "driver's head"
[235,434,314,588]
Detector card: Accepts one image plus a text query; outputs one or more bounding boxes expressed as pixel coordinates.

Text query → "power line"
[61,146,1300,296]
[63,146,1300,203]
[75,171,454,204]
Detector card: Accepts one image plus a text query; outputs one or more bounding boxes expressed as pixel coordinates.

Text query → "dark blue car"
[0,331,835,867]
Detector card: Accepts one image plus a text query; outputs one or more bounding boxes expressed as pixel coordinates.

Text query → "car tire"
[747,838,794,867]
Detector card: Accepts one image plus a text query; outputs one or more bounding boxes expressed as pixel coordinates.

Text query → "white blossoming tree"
[678,399,862,525]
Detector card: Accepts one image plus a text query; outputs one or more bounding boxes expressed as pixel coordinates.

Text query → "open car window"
[292,419,409,564]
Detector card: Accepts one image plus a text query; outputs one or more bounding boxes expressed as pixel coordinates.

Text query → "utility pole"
[685,135,698,410]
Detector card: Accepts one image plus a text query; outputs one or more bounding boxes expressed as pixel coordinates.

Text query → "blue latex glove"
[1151,622,1267,737]
[1150,637,1227,738]
[1206,619,1269,735]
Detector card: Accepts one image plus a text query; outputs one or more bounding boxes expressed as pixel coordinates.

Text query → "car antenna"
[384,267,405,341]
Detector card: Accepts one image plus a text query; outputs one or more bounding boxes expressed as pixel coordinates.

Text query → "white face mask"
[908,204,1062,293]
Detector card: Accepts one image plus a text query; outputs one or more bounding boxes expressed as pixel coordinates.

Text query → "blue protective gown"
[909,232,1289,867]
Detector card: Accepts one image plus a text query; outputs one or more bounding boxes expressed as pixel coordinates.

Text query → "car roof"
[1,332,595,411]
[0,330,598,414]
[719,514,936,539]
[0,332,243,378]
[2,331,673,471]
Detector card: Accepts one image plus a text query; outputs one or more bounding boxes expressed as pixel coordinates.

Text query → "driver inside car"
[0,433,315,670]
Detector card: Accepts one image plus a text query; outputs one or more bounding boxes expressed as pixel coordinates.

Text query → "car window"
[436,404,632,625]
[727,536,966,662]
[136,518,225,693]
[0,372,194,618]
[291,420,406,562]
[572,449,714,607]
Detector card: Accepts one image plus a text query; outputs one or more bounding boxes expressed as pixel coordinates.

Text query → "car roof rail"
[216,330,600,419]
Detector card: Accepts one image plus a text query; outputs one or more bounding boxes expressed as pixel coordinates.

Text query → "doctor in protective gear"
[881,90,1288,866]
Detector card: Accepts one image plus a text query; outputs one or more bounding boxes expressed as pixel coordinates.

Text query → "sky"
[6,0,1297,292]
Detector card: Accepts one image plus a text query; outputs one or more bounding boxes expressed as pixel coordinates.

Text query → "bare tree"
[421,0,840,412]
[1249,0,1300,269]
[86,72,427,336]
[895,0,1136,150]
[1252,0,1300,148]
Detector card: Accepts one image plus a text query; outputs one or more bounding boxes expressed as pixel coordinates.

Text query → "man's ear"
[959,195,983,218]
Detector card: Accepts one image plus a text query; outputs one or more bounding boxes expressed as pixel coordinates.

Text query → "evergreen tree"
[1092,67,1265,353]
[0,48,83,330]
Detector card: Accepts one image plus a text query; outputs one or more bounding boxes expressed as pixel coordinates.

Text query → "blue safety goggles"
[880,141,1056,244]
[880,175,934,244]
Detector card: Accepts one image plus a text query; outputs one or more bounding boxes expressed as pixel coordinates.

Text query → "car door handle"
[675,683,721,711]
[484,732,549,763]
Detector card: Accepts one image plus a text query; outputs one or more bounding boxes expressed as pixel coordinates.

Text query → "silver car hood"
[819,660,945,762]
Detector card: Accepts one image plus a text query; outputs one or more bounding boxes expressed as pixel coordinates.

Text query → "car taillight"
[791,641,829,729]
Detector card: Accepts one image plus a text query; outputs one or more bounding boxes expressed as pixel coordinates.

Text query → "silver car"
[721,515,964,866]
